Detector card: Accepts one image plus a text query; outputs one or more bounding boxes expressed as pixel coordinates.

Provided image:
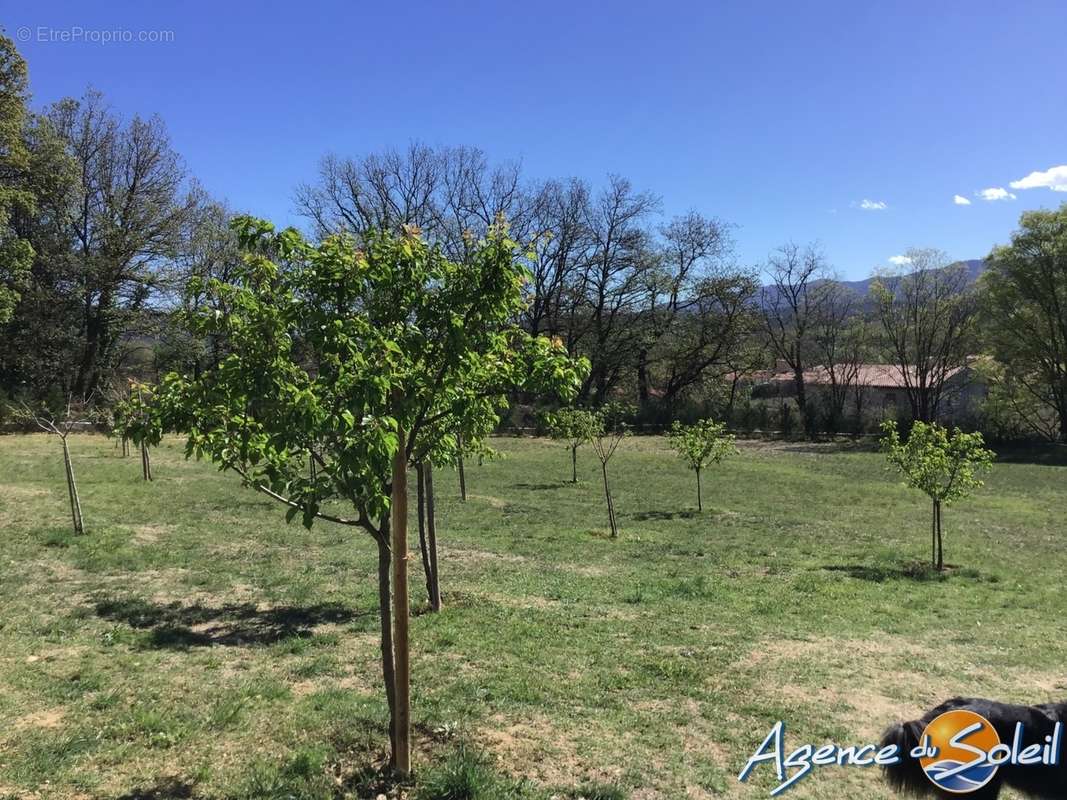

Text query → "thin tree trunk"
[425,462,441,612]
[141,442,152,481]
[601,462,618,538]
[375,527,397,765]
[122,436,130,457]
[696,467,702,512]
[935,499,944,571]
[62,438,84,535]
[416,462,433,608]
[390,429,411,777]
[456,435,467,502]
[931,498,937,568]
[571,444,578,483]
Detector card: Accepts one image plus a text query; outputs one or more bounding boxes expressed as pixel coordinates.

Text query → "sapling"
[881,420,994,570]
[666,419,738,512]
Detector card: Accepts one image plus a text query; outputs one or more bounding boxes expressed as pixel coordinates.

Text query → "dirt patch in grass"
[468,493,510,509]
[126,523,177,545]
[12,706,66,731]
[440,547,529,566]
[0,484,50,498]
[479,711,623,789]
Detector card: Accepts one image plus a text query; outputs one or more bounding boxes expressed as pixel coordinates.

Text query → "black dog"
[881,697,1067,799]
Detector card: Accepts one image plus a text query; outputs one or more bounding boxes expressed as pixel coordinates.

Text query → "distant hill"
[758,259,986,307]
[833,259,986,297]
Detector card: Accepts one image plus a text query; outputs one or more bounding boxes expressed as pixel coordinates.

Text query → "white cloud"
[1010,165,1067,193]
[977,187,1016,201]
[858,199,888,211]
[953,194,972,205]
[888,255,912,266]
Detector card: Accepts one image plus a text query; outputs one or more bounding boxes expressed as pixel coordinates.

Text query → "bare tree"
[17,399,92,534]
[760,242,830,436]
[872,249,978,423]
[633,213,745,408]
[579,176,659,404]
[810,281,869,432]
[295,143,532,264]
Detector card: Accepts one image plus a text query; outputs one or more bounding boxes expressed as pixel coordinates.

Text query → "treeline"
[2,33,1065,441]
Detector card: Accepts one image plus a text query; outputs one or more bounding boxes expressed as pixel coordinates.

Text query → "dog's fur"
[881,697,1067,799]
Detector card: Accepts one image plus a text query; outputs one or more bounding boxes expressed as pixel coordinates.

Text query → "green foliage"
[880,420,994,504]
[113,381,165,448]
[590,402,632,466]
[136,217,586,530]
[0,33,34,324]
[543,407,600,447]
[666,419,738,472]
[982,203,1067,441]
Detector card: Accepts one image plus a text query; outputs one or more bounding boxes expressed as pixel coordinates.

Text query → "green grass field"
[1,433,1064,799]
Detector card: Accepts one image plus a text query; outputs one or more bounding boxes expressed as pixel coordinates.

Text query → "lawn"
[0,433,1064,799]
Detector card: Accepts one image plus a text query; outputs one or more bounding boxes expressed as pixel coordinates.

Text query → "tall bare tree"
[760,242,829,435]
[810,281,870,432]
[871,249,978,423]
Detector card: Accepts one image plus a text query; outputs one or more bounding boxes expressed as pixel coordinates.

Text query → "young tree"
[114,381,163,481]
[880,420,994,571]
[17,399,91,535]
[543,407,600,482]
[982,204,1067,441]
[590,404,631,538]
[666,419,738,512]
[130,217,584,774]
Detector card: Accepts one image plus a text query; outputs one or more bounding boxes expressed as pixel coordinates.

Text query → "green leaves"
[666,419,738,471]
[880,420,995,504]
[542,407,600,447]
[133,217,585,533]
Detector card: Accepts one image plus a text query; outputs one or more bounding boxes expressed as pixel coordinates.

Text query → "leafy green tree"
[125,217,584,773]
[590,403,631,538]
[880,420,994,571]
[543,407,600,482]
[0,33,33,325]
[982,204,1067,441]
[666,419,738,512]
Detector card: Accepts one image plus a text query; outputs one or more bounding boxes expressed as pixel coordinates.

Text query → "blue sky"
[8,0,1067,279]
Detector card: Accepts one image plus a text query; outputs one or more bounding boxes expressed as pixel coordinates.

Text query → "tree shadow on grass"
[820,561,985,583]
[631,509,699,521]
[115,778,198,800]
[93,596,374,649]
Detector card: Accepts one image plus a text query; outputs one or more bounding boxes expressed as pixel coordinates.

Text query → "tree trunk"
[425,462,441,612]
[637,348,650,408]
[416,462,434,608]
[571,444,578,483]
[456,435,467,502]
[122,437,130,457]
[62,438,84,535]
[601,462,618,538]
[696,467,702,512]
[375,526,397,764]
[793,366,808,432]
[141,442,152,481]
[935,499,944,571]
[390,430,411,777]
[931,498,937,568]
